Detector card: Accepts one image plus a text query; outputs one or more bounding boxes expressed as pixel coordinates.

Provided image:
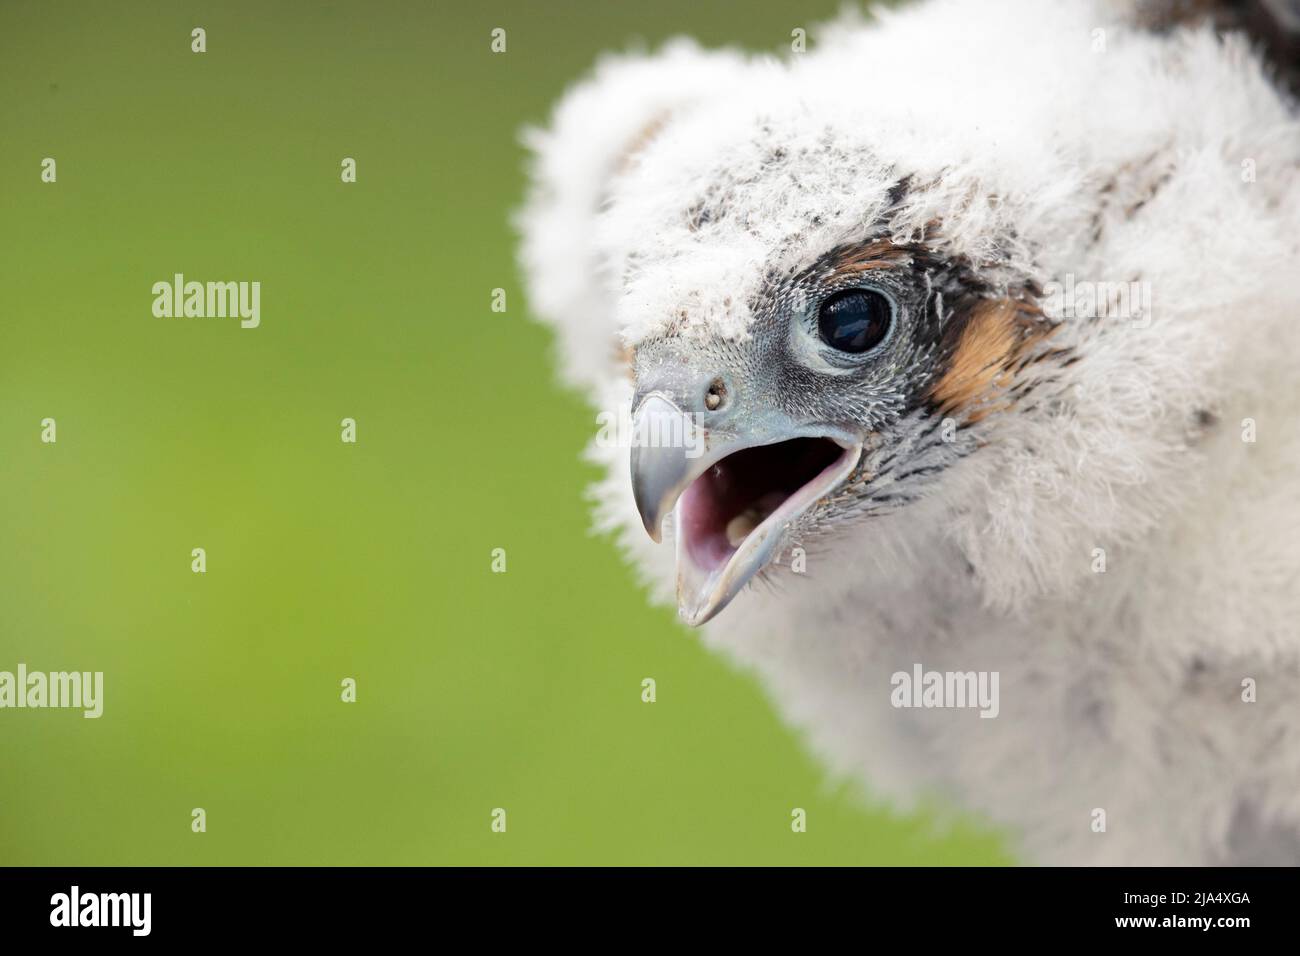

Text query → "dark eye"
[817,288,893,353]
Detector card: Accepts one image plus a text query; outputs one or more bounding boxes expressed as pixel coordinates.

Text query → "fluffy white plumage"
[519,0,1300,864]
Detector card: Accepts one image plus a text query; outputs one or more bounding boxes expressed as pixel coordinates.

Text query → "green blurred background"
[0,0,1006,865]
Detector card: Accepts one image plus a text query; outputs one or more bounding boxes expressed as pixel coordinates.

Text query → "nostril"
[704,378,727,412]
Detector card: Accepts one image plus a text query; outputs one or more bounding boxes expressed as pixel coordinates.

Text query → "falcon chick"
[519,0,1300,864]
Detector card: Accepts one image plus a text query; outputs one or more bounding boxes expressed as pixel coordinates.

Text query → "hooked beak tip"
[630,395,696,544]
[631,463,673,543]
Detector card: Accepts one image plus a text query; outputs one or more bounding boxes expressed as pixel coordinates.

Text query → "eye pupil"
[817,289,892,353]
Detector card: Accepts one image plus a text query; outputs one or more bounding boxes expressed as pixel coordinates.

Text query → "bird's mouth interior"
[678,437,846,572]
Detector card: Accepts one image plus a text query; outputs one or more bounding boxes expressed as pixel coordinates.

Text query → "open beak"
[631,394,862,626]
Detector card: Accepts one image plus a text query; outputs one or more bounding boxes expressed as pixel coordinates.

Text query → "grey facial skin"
[628,240,1009,624]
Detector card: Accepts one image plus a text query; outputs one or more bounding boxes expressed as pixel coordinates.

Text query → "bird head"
[546,39,1066,624]
[626,212,1055,625]
[519,17,1235,628]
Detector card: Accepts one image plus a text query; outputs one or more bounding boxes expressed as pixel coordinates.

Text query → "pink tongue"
[678,478,735,572]
[680,480,788,574]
